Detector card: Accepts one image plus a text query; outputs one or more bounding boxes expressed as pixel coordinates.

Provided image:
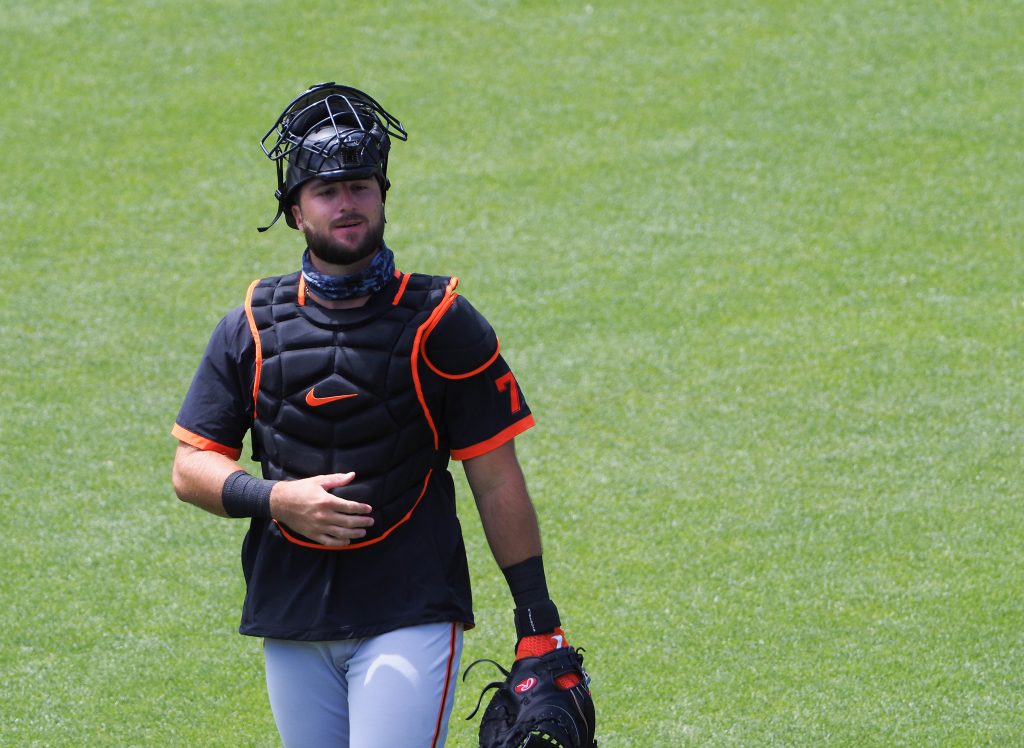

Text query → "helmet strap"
[257,206,283,233]
[257,160,288,233]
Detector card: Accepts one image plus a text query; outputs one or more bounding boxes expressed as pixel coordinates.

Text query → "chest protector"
[244,271,459,550]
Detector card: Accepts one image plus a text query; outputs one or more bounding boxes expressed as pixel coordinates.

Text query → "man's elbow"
[171,460,191,502]
[171,444,200,503]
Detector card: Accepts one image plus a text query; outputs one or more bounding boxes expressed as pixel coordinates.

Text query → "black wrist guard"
[221,470,276,519]
[502,556,561,638]
[501,555,551,608]
[513,599,561,639]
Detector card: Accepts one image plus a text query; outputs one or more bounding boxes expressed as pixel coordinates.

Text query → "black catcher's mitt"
[464,646,597,748]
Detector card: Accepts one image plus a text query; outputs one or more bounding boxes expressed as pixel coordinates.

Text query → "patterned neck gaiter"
[300,245,395,300]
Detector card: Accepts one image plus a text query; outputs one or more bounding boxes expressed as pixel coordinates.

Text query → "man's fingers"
[318,471,357,490]
[324,528,367,545]
[315,524,371,547]
[316,473,374,516]
[330,509,375,527]
[326,494,374,517]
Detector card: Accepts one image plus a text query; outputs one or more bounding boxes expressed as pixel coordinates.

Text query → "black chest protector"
[244,271,458,549]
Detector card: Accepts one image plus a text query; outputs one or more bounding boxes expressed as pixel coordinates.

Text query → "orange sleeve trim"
[451,415,535,461]
[243,279,264,420]
[171,424,243,460]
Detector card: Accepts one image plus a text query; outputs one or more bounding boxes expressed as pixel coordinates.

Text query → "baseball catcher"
[172,78,591,747]
[465,626,597,748]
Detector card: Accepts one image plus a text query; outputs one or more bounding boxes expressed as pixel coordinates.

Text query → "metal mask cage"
[260,83,407,164]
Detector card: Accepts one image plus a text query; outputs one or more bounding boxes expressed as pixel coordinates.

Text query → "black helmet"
[258,82,407,231]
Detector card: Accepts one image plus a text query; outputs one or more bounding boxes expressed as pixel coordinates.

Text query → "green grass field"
[2,1,1021,745]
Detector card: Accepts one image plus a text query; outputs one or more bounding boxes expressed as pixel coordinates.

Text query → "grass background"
[1,1,1021,745]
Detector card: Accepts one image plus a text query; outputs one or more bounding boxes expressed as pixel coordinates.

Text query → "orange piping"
[274,469,434,551]
[421,335,502,380]
[243,279,264,420]
[430,623,458,748]
[410,278,460,449]
[392,271,411,305]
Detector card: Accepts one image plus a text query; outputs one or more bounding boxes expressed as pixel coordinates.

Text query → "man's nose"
[336,185,358,208]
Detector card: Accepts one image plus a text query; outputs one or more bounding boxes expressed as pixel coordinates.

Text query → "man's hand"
[269,472,374,547]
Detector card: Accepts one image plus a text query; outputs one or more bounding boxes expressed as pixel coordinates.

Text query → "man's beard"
[304,217,385,267]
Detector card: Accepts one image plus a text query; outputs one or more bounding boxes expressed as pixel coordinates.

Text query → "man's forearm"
[476,484,543,568]
[171,442,246,516]
[464,442,543,567]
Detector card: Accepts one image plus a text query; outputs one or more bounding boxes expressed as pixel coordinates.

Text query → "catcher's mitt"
[464,645,597,748]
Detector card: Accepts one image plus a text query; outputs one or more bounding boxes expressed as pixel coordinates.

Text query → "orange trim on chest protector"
[274,469,434,551]
[243,279,264,419]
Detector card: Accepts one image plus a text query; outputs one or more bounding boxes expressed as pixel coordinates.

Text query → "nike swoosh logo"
[305,388,359,407]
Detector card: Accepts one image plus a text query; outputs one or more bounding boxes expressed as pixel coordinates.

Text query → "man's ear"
[289,203,304,231]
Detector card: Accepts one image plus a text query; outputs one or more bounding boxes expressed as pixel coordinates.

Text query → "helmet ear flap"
[283,194,299,230]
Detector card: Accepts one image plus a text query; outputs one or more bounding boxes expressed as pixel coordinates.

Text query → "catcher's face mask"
[258,82,407,231]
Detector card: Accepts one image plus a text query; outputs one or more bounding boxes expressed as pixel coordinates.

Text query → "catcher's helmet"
[258,82,407,231]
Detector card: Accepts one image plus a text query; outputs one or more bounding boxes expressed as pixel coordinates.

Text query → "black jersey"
[173,270,534,640]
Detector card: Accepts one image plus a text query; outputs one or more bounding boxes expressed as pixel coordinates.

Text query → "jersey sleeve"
[171,308,255,460]
[443,354,535,460]
[425,295,535,460]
